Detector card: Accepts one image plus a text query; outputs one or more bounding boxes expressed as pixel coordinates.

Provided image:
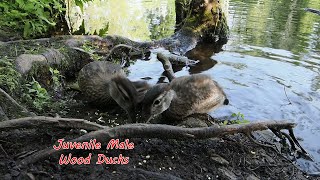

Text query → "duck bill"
[145,116,153,123]
[141,111,152,123]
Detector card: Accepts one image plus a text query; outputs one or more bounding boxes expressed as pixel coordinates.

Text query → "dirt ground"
[0,92,317,180]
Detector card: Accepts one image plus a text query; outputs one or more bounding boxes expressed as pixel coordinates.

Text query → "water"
[72,0,320,174]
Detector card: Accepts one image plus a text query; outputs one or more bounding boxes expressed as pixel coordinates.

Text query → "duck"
[78,61,150,122]
[141,74,228,123]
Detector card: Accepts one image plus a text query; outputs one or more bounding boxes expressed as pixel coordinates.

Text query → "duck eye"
[154,99,161,105]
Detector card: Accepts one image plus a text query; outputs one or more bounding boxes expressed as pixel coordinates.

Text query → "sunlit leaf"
[23,21,31,38]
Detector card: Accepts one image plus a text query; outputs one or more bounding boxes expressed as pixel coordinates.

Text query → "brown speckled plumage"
[78,61,150,122]
[142,74,228,122]
[78,61,125,104]
[168,74,227,119]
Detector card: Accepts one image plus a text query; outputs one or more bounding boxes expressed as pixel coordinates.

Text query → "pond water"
[72,0,320,174]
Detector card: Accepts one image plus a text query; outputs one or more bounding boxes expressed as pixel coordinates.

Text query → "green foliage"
[0,0,65,38]
[81,42,103,61]
[0,57,21,93]
[81,42,96,52]
[95,23,109,37]
[22,68,68,113]
[222,112,250,125]
[0,0,93,38]
[23,77,51,111]
[49,67,64,92]
[74,0,91,12]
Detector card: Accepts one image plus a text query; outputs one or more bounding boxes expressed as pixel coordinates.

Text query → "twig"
[279,131,296,151]
[0,139,9,143]
[70,47,94,56]
[288,128,311,158]
[283,86,292,105]
[246,132,279,152]
[248,164,278,171]
[0,144,9,158]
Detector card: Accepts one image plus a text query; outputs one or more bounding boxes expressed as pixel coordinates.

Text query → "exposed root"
[0,88,29,113]
[0,88,32,120]
[104,44,147,61]
[246,132,278,152]
[70,47,95,56]
[0,144,9,158]
[0,106,8,121]
[13,118,306,167]
[0,116,105,131]
[248,128,313,162]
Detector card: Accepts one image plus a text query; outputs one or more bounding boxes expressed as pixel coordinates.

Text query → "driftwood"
[0,116,308,167]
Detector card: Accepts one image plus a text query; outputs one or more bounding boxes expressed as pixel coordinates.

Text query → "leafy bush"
[22,69,67,112]
[0,0,93,39]
[0,0,64,38]
[49,67,64,92]
[222,112,250,125]
[0,57,21,93]
[23,77,51,111]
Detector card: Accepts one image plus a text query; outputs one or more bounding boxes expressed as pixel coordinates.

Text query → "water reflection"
[213,0,320,174]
